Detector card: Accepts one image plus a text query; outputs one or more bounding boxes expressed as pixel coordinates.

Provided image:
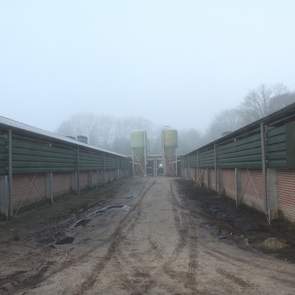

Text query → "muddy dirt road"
[1,177,295,294]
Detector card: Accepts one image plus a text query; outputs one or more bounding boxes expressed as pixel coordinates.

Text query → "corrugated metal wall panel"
[218,130,262,168]
[267,125,287,168]
[199,149,214,168]
[8,132,129,174]
[181,121,295,170]
[12,133,76,173]
[0,124,130,177]
[0,130,8,175]
[79,148,104,170]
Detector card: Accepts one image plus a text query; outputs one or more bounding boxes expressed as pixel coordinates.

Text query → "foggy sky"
[1,1,294,132]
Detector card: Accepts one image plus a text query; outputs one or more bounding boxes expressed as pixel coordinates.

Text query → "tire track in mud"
[12,180,141,292]
[107,179,195,295]
[112,253,157,295]
[162,181,199,293]
[175,180,295,293]
[73,179,156,295]
[99,180,166,295]
[216,268,252,288]
[147,236,164,259]
[203,247,295,277]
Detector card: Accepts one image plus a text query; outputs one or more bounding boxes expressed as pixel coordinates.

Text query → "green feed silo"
[131,130,147,176]
[162,129,178,176]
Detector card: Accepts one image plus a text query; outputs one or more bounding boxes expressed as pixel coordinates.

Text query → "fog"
[1,1,295,150]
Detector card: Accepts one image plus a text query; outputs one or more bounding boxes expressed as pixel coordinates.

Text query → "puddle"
[55,236,75,245]
[95,204,129,214]
[72,218,91,228]
[78,203,130,219]
[127,195,135,199]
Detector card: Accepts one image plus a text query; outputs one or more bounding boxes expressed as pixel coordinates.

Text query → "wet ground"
[180,179,295,262]
[0,177,295,294]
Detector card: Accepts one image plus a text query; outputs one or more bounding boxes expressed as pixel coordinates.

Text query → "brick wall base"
[0,169,129,216]
[182,167,295,223]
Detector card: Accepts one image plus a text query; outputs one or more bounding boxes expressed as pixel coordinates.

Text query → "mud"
[0,177,295,294]
[178,179,295,262]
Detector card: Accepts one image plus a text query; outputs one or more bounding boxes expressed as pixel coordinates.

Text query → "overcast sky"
[0,0,294,132]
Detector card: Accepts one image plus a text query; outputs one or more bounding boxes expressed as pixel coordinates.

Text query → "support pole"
[131,151,135,176]
[76,146,80,195]
[8,129,13,217]
[143,132,147,177]
[234,168,240,207]
[214,144,218,193]
[260,123,271,224]
[47,171,53,204]
[234,138,240,207]
[175,150,178,177]
[103,153,107,183]
[196,151,199,185]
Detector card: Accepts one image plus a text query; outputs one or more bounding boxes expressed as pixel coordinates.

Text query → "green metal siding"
[12,133,76,173]
[79,148,104,170]
[199,148,215,168]
[0,127,130,175]
[218,129,262,169]
[183,121,295,170]
[0,131,8,175]
[267,125,287,168]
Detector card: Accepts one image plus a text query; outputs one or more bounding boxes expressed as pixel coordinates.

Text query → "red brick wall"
[200,169,206,186]
[203,169,209,187]
[2,167,128,215]
[79,172,89,189]
[209,169,216,190]
[195,169,264,213]
[240,169,264,212]
[277,169,295,221]
[221,169,235,199]
[89,171,96,186]
[53,173,73,196]
[13,174,47,209]
[184,165,295,223]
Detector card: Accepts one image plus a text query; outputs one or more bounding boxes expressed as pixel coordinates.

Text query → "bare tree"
[178,128,202,154]
[239,83,289,125]
[269,92,295,113]
[205,108,243,141]
[57,113,162,154]
[57,84,293,156]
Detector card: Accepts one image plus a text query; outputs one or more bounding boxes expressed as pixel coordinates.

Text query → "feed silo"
[162,129,178,176]
[131,130,147,176]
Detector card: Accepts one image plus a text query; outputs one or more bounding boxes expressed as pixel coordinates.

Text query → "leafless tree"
[57,84,293,155]
[205,108,243,141]
[57,113,203,155]
[239,83,289,125]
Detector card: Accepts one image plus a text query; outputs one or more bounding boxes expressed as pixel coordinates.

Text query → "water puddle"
[95,204,129,214]
[55,236,75,245]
